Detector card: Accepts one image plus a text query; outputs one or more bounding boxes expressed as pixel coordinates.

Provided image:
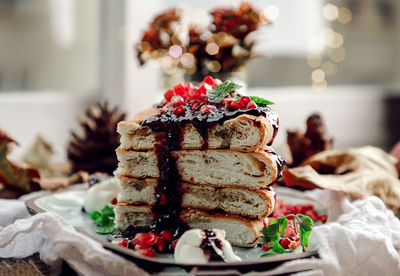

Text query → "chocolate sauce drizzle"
[200,230,225,262]
[138,105,282,234]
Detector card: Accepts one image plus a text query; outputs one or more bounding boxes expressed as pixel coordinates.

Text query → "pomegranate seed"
[160,193,167,205]
[188,88,202,100]
[288,241,299,250]
[135,242,151,250]
[280,238,291,249]
[137,247,156,257]
[261,244,270,251]
[160,230,174,242]
[171,95,185,107]
[119,239,128,248]
[239,96,250,107]
[202,76,214,86]
[156,237,167,252]
[284,226,296,238]
[184,82,193,91]
[319,214,328,224]
[231,102,241,110]
[111,197,117,205]
[246,101,257,109]
[173,83,186,96]
[200,105,216,114]
[171,239,179,250]
[164,89,175,101]
[173,106,185,115]
[224,98,237,109]
[133,232,158,247]
[198,84,208,95]
[190,101,201,110]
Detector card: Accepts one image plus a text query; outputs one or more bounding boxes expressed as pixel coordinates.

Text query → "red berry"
[319,214,328,224]
[137,247,156,257]
[173,83,186,96]
[261,244,270,251]
[200,105,216,114]
[190,101,201,110]
[246,101,257,109]
[198,84,208,95]
[202,76,214,86]
[119,239,128,248]
[171,95,185,107]
[164,89,175,101]
[173,106,185,115]
[184,82,193,91]
[111,197,117,205]
[133,232,158,247]
[239,96,250,107]
[231,102,241,110]
[156,237,167,252]
[280,238,291,249]
[160,230,174,242]
[171,239,179,251]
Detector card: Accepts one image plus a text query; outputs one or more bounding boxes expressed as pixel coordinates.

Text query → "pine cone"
[67,102,125,174]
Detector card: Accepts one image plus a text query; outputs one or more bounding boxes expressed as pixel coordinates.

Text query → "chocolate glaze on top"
[200,230,225,262]
[142,104,279,149]
[265,150,286,180]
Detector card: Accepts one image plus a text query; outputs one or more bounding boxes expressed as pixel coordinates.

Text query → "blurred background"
[0,0,399,161]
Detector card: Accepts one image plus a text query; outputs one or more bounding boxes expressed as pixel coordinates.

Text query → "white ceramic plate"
[26,186,322,274]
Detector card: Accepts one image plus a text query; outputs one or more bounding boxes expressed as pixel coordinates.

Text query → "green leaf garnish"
[206,80,242,103]
[249,96,274,107]
[91,205,116,234]
[96,223,116,234]
[259,214,313,257]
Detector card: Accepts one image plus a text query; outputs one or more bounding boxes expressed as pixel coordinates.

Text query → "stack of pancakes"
[114,107,283,247]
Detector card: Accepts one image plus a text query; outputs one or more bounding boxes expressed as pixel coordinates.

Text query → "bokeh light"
[338,7,352,24]
[180,53,195,68]
[307,55,322,68]
[329,47,346,63]
[208,60,221,73]
[311,69,325,82]
[322,3,339,21]
[205,42,219,55]
[168,45,183,58]
[321,61,338,76]
[312,80,327,91]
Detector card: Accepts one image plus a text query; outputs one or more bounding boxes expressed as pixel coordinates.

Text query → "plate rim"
[25,185,319,270]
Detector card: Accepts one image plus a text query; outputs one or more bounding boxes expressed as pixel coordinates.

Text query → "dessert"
[113,76,284,248]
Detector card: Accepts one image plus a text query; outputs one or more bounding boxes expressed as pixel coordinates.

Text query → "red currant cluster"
[160,76,258,115]
[112,230,178,258]
[272,200,327,224]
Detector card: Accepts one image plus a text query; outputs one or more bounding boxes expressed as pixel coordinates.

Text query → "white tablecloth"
[0,188,399,276]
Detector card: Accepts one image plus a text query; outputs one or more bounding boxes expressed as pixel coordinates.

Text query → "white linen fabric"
[1,188,400,275]
[0,198,148,276]
[249,187,400,276]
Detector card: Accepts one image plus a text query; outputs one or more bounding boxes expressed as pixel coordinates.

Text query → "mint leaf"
[207,80,242,103]
[260,218,280,243]
[101,205,115,218]
[299,215,313,249]
[96,223,115,234]
[91,211,101,220]
[91,205,116,235]
[269,241,286,253]
[279,217,288,236]
[249,96,273,107]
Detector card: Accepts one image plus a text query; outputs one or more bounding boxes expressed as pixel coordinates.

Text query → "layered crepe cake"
[114,77,284,247]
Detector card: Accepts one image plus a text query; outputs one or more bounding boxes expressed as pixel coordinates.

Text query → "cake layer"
[117,176,275,218]
[114,204,266,247]
[117,108,278,152]
[115,148,283,188]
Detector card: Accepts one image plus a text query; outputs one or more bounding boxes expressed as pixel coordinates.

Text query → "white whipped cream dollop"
[83,177,120,214]
[174,229,241,263]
